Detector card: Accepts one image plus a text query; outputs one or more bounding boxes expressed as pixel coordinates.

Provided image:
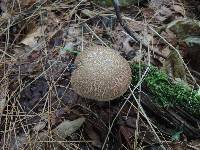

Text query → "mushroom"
[70,45,132,101]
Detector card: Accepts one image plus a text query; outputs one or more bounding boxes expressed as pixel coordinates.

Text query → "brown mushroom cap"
[70,45,132,101]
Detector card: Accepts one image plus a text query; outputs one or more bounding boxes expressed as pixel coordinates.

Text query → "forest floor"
[0,0,200,149]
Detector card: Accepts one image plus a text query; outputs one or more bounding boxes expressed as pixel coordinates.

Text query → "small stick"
[112,0,166,59]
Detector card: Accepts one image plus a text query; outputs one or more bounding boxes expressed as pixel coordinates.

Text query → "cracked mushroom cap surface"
[70,45,132,101]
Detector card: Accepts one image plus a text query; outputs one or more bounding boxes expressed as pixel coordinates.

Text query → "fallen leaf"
[32,117,85,149]
[33,121,47,132]
[53,117,85,139]
[20,26,46,50]
[81,9,97,18]
[163,47,186,80]
[119,126,134,148]
[86,126,102,148]
[10,134,28,150]
[173,4,185,16]
[19,0,37,6]
[166,19,200,39]
[155,6,173,22]
[149,0,167,9]
[127,20,146,32]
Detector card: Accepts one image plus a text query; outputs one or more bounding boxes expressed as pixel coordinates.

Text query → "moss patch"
[131,63,200,117]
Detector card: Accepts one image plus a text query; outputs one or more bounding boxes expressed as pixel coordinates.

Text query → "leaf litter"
[0,0,200,149]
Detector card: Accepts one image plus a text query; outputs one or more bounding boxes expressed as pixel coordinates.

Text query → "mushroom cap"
[71,45,132,101]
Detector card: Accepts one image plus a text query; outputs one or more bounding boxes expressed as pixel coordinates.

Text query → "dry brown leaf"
[81,9,97,18]
[19,0,37,6]
[53,117,85,139]
[33,121,47,132]
[173,5,185,16]
[155,6,173,22]
[142,8,155,19]
[149,0,167,9]
[86,127,102,148]
[128,21,145,32]
[32,117,85,149]
[0,0,6,12]
[20,26,46,50]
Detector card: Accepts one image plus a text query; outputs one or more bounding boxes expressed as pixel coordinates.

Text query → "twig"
[112,0,166,59]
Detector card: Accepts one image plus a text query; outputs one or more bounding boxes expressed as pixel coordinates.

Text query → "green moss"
[131,63,200,117]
